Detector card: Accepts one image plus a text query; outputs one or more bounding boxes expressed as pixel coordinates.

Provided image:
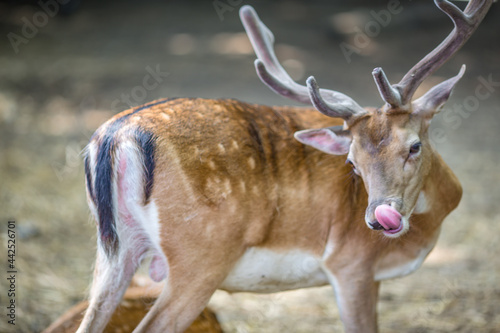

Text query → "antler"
[240,5,366,120]
[374,0,493,109]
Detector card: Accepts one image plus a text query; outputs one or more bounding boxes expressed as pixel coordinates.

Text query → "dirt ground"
[0,1,499,332]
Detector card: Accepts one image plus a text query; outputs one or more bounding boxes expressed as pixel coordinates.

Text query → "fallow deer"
[76,1,493,332]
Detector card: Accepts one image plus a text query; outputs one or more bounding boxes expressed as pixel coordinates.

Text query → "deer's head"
[241,0,491,237]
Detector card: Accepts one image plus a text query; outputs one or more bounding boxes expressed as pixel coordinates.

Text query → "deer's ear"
[412,65,465,119]
[294,126,352,155]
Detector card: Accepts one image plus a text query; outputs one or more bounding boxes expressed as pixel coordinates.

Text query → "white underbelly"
[219,247,329,293]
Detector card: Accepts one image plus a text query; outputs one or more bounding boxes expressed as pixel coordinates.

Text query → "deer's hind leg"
[76,247,139,333]
[132,201,248,333]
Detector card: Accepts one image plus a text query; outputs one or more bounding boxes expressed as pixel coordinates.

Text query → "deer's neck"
[413,150,463,235]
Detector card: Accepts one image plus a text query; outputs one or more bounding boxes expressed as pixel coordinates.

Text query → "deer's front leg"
[327,267,380,333]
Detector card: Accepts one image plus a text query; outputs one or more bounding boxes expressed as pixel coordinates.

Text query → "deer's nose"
[368,221,385,230]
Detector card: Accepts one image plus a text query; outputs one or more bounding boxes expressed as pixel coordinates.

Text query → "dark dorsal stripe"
[92,98,177,256]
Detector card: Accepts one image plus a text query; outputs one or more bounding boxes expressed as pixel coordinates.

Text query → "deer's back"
[95,97,341,202]
[90,98,352,250]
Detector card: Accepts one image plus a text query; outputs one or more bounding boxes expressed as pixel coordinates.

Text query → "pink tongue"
[375,204,402,230]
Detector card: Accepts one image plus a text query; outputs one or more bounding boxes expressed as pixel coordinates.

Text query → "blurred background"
[0,0,499,332]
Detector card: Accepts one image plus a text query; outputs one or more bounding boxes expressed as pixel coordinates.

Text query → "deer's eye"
[409,142,422,155]
[346,159,359,174]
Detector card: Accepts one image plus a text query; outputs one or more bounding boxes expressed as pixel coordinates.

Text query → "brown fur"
[81,97,462,333]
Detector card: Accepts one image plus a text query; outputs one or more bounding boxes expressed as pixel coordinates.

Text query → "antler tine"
[395,0,493,106]
[240,5,310,104]
[372,67,402,109]
[306,76,365,119]
[240,5,366,119]
[253,59,310,103]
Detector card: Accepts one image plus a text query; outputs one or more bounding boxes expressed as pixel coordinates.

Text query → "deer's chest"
[374,228,441,281]
[219,247,329,293]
